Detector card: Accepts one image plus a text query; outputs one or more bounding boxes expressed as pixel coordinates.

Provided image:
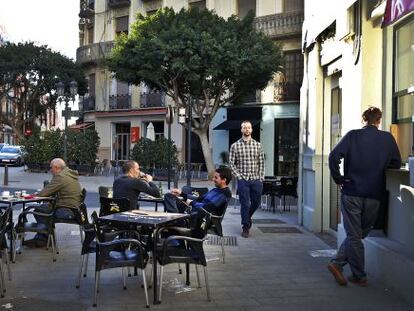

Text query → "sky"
[0,0,79,60]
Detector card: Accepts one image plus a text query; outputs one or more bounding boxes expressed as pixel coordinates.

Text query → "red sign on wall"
[131,127,140,143]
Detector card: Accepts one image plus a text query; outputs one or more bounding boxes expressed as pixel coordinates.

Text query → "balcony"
[76,41,114,66]
[107,0,131,9]
[79,0,94,18]
[140,92,166,108]
[79,96,95,112]
[109,94,131,110]
[254,11,304,39]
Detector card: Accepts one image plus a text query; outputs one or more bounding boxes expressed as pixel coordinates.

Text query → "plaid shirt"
[229,138,265,181]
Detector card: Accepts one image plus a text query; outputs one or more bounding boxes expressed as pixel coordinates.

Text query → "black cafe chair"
[199,201,229,264]
[262,178,282,214]
[279,177,298,212]
[91,212,149,308]
[0,208,12,297]
[54,189,89,245]
[155,213,212,302]
[98,197,130,217]
[15,197,59,262]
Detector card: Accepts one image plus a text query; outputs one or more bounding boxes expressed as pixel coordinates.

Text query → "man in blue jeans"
[229,120,265,238]
[328,107,401,287]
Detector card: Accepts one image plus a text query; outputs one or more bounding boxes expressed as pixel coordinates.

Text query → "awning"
[383,0,414,26]
[213,119,260,130]
[70,122,94,130]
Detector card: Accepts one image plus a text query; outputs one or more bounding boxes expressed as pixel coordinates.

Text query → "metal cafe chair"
[155,213,212,302]
[91,212,149,308]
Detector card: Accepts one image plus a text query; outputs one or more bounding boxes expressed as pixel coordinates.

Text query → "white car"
[0,145,25,166]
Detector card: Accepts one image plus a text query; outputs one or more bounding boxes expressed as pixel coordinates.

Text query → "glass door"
[329,87,342,231]
[273,118,299,177]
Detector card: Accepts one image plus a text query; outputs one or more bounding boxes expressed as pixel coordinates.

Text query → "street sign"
[62,109,80,118]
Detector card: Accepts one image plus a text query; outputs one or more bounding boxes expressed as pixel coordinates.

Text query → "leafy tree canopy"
[0,42,87,139]
[108,7,282,173]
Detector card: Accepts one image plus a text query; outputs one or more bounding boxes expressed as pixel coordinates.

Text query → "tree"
[0,42,87,140]
[108,8,283,174]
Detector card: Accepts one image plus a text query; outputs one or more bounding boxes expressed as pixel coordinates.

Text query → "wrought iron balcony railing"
[76,41,114,65]
[79,0,95,18]
[79,96,95,111]
[107,0,131,9]
[140,92,166,108]
[109,94,131,110]
[254,11,304,39]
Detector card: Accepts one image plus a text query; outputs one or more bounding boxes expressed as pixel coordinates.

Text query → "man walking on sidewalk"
[328,107,401,286]
[229,120,265,238]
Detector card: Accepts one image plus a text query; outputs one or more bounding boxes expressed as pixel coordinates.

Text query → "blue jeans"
[238,179,263,229]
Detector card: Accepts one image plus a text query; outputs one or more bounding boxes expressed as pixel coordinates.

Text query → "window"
[115,16,129,36]
[189,0,206,10]
[283,51,303,101]
[87,26,94,44]
[394,18,414,122]
[238,0,256,18]
[284,0,303,13]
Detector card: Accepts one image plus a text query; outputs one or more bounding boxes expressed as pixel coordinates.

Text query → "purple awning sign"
[383,0,414,26]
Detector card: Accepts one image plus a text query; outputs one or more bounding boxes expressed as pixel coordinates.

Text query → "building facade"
[77,0,304,172]
[300,0,414,304]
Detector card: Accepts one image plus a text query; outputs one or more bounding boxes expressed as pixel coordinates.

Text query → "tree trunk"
[194,129,215,177]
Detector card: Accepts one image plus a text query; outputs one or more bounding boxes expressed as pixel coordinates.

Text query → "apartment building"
[76,0,304,172]
[300,0,414,304]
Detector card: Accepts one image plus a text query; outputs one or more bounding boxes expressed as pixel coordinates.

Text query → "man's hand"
[143,174,153,182]
[185,199,192,205]
[170,188,181,196]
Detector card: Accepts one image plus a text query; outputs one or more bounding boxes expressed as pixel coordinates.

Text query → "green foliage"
[109,8,282,108]
[22,129,100,165]
[108,8,283,173]
[0,42,87,139]
[130,137,178,170]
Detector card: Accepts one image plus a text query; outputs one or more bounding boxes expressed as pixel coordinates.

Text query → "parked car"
[0,143,7,151]
[0,145,25,166]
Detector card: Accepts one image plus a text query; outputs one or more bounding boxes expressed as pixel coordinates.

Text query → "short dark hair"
[216,167,232,185]
[122,160,137,174]
[362,106,382,125]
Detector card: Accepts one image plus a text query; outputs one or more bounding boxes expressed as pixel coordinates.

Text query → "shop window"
[394,18,414,123]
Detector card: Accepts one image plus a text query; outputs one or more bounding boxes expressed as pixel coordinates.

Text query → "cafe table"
[99,210,190,304]
[138,193,165,212]
[0,195,54,261]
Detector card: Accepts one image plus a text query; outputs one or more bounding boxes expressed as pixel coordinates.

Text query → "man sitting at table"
[25,158,83,247]
[113,160,160,210]
[164,167,232,235]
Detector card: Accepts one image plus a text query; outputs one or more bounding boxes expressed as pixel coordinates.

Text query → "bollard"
[3,164,8,186]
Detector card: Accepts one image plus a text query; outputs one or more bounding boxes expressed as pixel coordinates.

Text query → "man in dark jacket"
[328,107,401,287]
[113,160,160,210]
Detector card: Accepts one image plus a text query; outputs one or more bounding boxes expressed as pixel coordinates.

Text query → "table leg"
[152,228,160,304]
[185,263,190,285]
[9,204,14,262]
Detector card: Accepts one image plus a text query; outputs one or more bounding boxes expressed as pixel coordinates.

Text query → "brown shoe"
[328,263,347,286]
[241,228,249,238]
[347,275,367,287]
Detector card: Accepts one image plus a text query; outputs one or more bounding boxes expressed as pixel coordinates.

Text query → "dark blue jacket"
[329,125,401,200]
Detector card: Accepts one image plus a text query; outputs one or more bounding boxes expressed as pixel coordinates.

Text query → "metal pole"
[186,97,192,186]
[167,115,172,189]
[3,164,8,186]
[64,99,68,162]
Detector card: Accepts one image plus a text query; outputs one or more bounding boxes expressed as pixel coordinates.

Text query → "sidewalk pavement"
[1,167,413,310]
